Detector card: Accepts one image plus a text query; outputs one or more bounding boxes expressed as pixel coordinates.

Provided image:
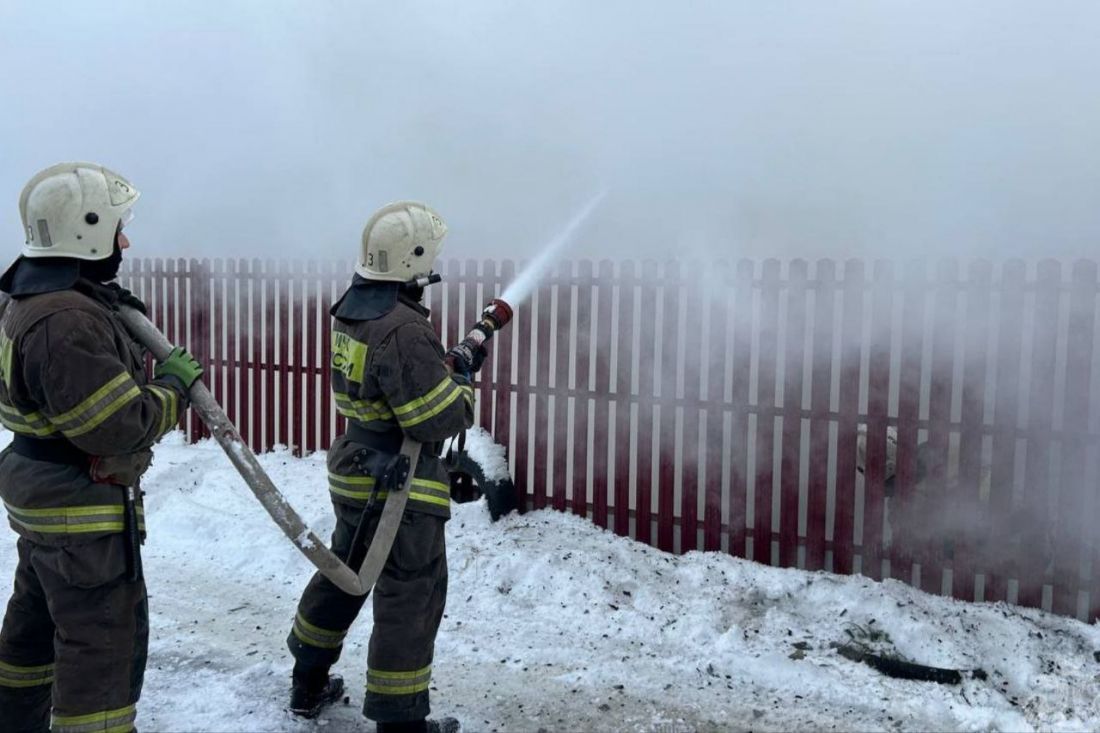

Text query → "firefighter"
[0,162,203,733]
[286,202,483,733]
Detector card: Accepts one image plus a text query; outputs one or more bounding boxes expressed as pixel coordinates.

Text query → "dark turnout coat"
[0,277,185,733]
[0,280,184,543]
[326,294,475,517]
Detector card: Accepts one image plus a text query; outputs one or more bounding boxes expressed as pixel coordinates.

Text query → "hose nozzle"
[445,297,515,374]
[481,298,513,331]
[464,297,514,346]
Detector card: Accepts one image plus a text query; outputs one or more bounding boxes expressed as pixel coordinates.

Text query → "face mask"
[80,240,123,283]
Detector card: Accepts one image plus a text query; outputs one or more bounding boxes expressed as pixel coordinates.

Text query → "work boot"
[376,718,461,733]
[288,667,346,719]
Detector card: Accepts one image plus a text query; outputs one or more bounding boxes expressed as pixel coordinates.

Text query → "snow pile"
[0,434,1099,732]
[444,426,510,482]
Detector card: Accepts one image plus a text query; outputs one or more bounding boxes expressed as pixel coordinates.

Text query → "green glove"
[155,346,204,389]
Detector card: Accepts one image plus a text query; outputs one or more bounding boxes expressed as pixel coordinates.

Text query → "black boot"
[288,665,346,719]
[376,718,460,733]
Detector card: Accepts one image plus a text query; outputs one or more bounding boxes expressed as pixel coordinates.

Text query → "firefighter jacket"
[328,294,474,519]
[0,279,187,545]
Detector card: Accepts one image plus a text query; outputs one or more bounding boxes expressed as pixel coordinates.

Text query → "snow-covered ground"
[2,433,1100,732]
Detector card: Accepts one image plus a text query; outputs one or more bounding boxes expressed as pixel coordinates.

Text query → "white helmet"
[18,162,139,261]
[357,201,447,282]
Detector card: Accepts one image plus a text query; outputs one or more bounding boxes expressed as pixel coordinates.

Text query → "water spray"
[446,190,604,373]
[500,189,607,306]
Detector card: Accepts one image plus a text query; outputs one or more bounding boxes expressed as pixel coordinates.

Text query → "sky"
[0,0,1098,264]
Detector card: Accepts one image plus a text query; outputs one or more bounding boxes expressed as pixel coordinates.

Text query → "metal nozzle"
[481,298,513,331]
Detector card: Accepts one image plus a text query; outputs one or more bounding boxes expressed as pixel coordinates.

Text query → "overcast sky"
[1,1,1097,264]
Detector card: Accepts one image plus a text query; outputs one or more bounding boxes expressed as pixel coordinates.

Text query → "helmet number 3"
[366,252,374,267]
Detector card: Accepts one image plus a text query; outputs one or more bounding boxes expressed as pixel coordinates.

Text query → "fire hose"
[118,305,371,595]
[118,296,514,595]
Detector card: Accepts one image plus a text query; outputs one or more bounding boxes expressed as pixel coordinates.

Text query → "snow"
[2,432,1100,732]
[444,427,511,483]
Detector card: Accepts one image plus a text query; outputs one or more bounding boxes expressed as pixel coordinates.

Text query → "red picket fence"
[118,257,1100,620]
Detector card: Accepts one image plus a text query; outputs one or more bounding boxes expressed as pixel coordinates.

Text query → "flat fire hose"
[352,437,422,590]
[118,305,382,596]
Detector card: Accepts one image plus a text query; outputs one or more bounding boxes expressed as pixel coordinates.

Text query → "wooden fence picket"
[806,259,836,571]
[613,262,636,537]
[119,256,1100,621]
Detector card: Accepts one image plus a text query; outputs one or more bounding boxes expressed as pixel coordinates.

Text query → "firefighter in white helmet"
[0,163,203,733]
[356,201,449,283]
[285,202,481,733]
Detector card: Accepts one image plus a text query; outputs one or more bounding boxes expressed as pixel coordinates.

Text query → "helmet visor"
[118,208,134,231]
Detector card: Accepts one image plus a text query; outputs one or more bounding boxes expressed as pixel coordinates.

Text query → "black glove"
[106,283,148,314]
[446,338,488,377]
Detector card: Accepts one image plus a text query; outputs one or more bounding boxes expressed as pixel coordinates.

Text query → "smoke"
[5,2,1097,611]
[665,259,1099,615]
[1,2,1098,263]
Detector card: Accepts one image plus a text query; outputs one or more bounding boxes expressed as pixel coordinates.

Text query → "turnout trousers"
[0,535,147,733]
[287,502,448,723]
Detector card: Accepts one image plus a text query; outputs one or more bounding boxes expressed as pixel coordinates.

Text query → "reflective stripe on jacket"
[0,281,184,544]
[327,295,474,518]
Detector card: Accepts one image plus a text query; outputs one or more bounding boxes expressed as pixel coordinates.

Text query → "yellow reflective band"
[51,703,136,729]
[5,503,123,518]
[412,479,449,492]
[391,376,453,417]
[62,386,141,438]
[0,415,58,437]
[148,385,178,437]
[329,485,388,502]
[399,382,464,428]
[328,489,446,507]
[149,386,168,436]
[333,395,395,426]
[292,613,346,649]
[2,421,57,437]
[329,473,376,486]
[0,659,54,688]
[367,665,432,680]
[51,372,131,425]
[52,716,136,733]
[331,331,369,384]
[0,676,54,688]
[328,473,384,502]
[4,502,130,535]
[0,401,58,436]
[366,664,432,695]
[334,393,393,416]
[11,521,125,534]
[409,491,450,508]
[328,476,449,507]
[0,332,12,385]
[366,681,432,695]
